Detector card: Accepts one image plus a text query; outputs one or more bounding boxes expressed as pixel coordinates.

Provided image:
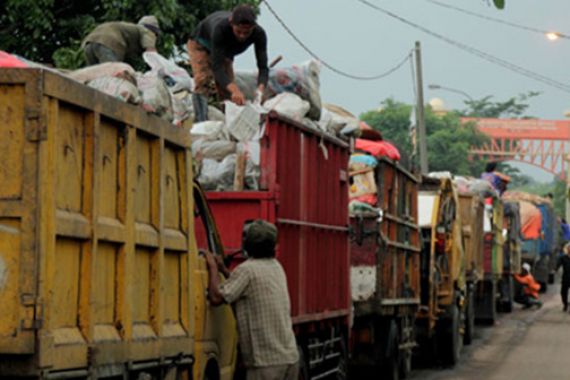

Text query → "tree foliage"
[0,0,261,69]
[459,91,541,119]
[360,99,490,177]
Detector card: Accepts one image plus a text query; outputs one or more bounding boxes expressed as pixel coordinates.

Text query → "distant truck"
[0,68,237,379]
[416,176,466,366]
[349,156,421,379]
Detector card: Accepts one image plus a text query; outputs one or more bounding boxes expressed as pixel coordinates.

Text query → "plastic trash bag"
[136,72,173,121]
[88,76,141,104]
[190,121,226,141]
[263,93,310,121]
[71,62,136,84]
[197,155,237,191]
[225,101,262,141]
[192,140,236,161]
[143,52,194,93]
[235,60,322,120]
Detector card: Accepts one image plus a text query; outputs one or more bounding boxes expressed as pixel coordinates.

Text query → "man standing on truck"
[205,219,299,380]
[513,263,542,309]
[82,16,160,66]
[187,4,269,121]
[557,243,570,311]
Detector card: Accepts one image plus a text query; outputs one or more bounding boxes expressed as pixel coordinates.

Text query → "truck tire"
[463,289,475,345]
[438,304,462,367]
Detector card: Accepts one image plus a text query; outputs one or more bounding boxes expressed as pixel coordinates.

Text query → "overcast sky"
[235,0,570,181]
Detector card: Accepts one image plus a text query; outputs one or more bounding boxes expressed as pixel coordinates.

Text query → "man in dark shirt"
[187,5,269,121]
[557,243,570,311]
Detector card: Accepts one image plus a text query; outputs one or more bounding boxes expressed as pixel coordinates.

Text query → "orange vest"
[514,273,541,299]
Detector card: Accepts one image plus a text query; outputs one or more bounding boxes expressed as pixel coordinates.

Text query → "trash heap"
[191,60,367,192]
[68,52,195,126]
[348,133,401,213]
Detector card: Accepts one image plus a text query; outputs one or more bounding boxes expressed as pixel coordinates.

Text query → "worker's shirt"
[514,273,541,298]
[557,255,570,284]
[219,258,298,368]
[82,22,156,61]
[192,11,269,89]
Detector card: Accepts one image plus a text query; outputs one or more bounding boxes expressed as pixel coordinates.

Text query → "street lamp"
[428,84,474,102]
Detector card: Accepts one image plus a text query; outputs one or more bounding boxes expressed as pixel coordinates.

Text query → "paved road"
[411,283,570,380]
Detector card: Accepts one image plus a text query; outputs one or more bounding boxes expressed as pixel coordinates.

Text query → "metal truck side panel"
[206,113,351,324]
[458,194,484,283]
[350,158,420,314]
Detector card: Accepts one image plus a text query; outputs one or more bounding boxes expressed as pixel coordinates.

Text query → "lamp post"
[428,84,474,102]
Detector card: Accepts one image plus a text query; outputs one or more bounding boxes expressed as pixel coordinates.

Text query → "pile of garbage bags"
[68,52,194,126]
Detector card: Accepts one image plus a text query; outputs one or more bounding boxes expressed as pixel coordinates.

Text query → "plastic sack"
[171,91,193,126]
[88,76,141,104]
[0,51,27,68]
[191,121,225,141]
[70,62,136,84]
[197,156,236,191]
[225,101,261,141]
[355,139,401,161]
[143,52,194,93]
[235,60,322,120]
[192,140,236,161]
[263,93,310,120]
[137,72,173,121]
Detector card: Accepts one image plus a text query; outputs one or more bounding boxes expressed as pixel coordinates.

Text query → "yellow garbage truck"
[0,68,237,379]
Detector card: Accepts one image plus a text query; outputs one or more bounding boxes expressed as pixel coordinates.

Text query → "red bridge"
[466,118,570,180]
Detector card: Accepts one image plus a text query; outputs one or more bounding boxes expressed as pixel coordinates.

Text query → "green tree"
[0,0,261,69]
[459,91,540,118]
[360,98,490,176]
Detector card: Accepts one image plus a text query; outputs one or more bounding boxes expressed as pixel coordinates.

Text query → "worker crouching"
[514,263,543,310]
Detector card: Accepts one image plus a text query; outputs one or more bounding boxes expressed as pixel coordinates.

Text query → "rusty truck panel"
[350,157,421,315]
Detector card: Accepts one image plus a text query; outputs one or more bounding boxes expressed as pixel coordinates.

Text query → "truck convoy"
[0,67,542,380]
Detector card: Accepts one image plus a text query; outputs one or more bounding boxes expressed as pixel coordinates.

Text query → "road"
[411,283,570,380]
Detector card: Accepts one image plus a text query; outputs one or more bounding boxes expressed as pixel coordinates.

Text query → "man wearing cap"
[82,16,160,66]
[556,243,570,311]
[205,219,299,380]
[513,263,542,309]
[187,4,269,121]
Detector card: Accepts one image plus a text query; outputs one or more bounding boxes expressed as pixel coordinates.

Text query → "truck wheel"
[438,304,462,366]
[464,289,475,345]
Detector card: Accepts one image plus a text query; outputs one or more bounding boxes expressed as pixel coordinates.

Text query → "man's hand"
[227,83,246,105]
[231,89,246,106]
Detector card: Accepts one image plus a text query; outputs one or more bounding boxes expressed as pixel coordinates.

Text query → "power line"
[261,0,413,81]
[426,0,570,39]
[354,0,570,94]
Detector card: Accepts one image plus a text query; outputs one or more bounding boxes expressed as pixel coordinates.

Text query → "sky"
[234,0,570,181]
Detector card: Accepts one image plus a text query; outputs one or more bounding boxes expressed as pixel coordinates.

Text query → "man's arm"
[254,28,269,90]
[205,253,226,305]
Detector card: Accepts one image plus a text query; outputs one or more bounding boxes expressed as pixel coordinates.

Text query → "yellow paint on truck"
[0,68,237,379]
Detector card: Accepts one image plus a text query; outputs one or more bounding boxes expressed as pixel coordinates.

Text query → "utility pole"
[415,41,429,175]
